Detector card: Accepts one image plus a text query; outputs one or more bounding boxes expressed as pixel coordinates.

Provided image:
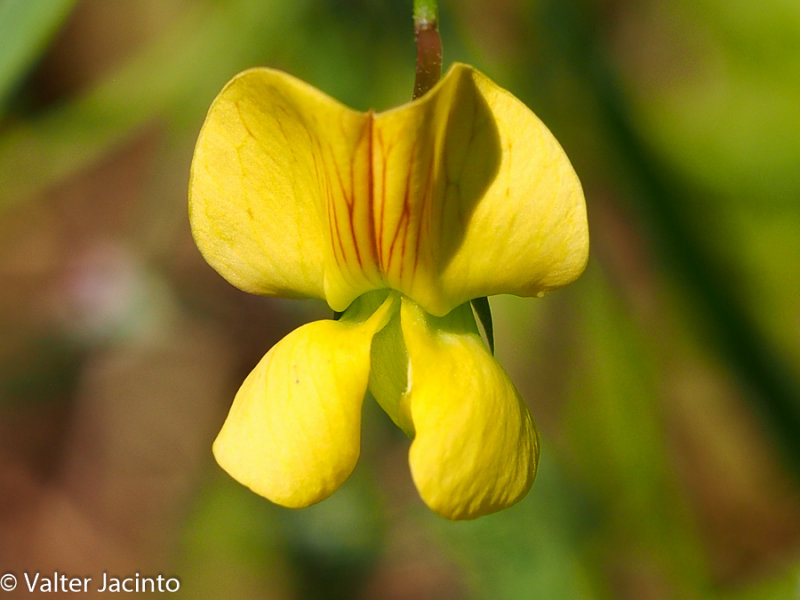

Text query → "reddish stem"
[413,20,442,99]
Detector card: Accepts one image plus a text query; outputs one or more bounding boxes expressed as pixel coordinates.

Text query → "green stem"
[413,0,438,27]
[412,0,441,99]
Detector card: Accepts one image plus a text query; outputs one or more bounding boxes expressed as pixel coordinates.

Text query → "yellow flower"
[189,63,588,520]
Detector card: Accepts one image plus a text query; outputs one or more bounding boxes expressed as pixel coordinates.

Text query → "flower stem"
[413,0,437,25]
[414,1,494,350]
[412,0,441,99]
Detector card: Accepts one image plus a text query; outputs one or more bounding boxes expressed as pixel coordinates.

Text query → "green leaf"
[0,0,309,214]
[471,296,494,354]
[0,0,77,110]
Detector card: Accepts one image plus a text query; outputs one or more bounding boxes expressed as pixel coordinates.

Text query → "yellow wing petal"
[374,64,589,316]
[189,67,377,300]
[401,298,538,519]
[213,294,395,508]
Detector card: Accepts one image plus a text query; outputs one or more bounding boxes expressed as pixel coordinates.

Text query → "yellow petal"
[191,64,587,315]
[213,294,395,508]
[189,67,379,301]
[401,298,538,519]
[368,306,414,436]
[373,63,588,315]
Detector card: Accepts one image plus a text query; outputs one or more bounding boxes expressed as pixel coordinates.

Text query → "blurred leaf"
[180,475,291,599]
[0,0,308,213]
[431,454,600,600]
[0,0,77,110]
[566,264,711,597]
[722,559,800,600]
[541,0,800,478]
[636,7,800,204]
[278,478,385,600]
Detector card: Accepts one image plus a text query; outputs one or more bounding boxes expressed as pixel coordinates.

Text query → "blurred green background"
[1,0,799,598]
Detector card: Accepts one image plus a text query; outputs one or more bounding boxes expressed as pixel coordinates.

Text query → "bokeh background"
[1,0,799,598]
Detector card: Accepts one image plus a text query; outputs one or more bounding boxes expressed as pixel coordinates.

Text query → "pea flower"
[189,63,588,520]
